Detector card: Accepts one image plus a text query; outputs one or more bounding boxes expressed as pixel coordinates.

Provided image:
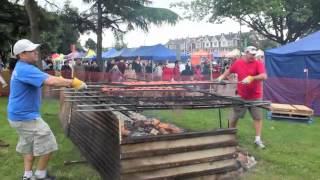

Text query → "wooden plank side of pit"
[69,110,120,180]
[122,147,237,173]
[121,159,238,180]
[120,129,239,179]
[60,93,121,180]
[121,130,237,159]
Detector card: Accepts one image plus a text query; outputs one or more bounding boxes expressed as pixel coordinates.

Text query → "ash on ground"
[237,150,257,171]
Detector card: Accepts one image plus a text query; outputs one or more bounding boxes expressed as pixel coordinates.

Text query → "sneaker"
[36,173,56,180]
[254,141,266,149]
[22,176,31,180]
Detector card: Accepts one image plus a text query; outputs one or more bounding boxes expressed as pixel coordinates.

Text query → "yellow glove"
[216,75,224,82]
[241,76,254,84]
[71,78,87,90]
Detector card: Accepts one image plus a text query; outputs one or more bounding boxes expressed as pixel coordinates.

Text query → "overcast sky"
[40,0,250,48]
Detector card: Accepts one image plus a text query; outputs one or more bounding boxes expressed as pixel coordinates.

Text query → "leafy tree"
[0,0,30,64]
[81,0,179,69]
[8,1,84,59]
[11,0,83,67]
[85,38,97,50]
[24,0,43,51]
[173,0,320,44]
[76,41,85,52]
[113,32,127,50]
[43,3,83,54]
[8,0,56,68]
[241,31,279,50]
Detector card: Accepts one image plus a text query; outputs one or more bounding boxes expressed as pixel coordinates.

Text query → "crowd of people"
[1,51,236,86]
[55,57,227,83]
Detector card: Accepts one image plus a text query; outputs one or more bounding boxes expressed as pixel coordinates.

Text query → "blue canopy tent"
[108,48,136,59]
[120,48,138,58]
[180,53,190,61]
[213,52,221,58]
[102,48,118,58]
[129,45,154,58]
[264,31,320,115]
[66,51,86,59]
[129,44,185,62]
[103,45,188,61]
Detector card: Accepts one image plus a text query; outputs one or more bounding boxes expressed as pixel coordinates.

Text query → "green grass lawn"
[1,97,320,179]
[0,97,100,180]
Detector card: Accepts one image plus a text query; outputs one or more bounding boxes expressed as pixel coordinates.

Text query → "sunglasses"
[24,50,38,54]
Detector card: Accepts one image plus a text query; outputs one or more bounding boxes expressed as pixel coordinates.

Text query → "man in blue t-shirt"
[8,39,87,180]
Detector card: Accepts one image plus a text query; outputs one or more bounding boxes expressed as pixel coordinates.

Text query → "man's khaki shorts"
[9,117,58,156]
[229,102,263,121]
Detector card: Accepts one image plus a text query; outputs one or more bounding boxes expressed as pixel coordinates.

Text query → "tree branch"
[43,0,61,10]
[244,15,282,43]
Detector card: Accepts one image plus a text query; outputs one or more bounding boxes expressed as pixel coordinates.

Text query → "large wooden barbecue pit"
[59,81,269,180]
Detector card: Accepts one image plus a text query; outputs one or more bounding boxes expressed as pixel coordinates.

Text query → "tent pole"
[210,55,213,93]
[151,60,153,81]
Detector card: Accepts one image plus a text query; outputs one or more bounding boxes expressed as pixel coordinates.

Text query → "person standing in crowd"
[145,60,153,81]
[105,59,114,73]
[105,59,115,82]
[109,63,122,82]
[124,63,136,81]
[193,65,202,81]
[73,58,86,80]
[90,61,100,82]
[43,57,55,76]
[153,62,163,81]
[60,60,72,79]
[0,58,8,88]
[83,61,91,82]
[173,60,181,81]
[117,59,126,75]
[8,55,18,72]
[162,62,172,81]
[42,59,49,71]
[8,39,87,180]
[217,46,267,149]
[181,62,194,80]
[132,57,142,80]
[201,60,211,80]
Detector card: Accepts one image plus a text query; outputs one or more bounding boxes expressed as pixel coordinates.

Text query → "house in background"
[166,30,268,55]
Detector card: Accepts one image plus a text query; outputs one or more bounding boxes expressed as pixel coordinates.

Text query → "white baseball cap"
[13,39,40,56]
[244,46,258,55]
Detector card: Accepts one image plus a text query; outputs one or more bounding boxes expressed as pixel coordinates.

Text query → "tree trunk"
[25,0,42,69]
[96,0,103,71]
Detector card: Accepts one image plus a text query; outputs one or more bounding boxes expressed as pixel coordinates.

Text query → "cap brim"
[24,44,41,52]
[248,50,257,55]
